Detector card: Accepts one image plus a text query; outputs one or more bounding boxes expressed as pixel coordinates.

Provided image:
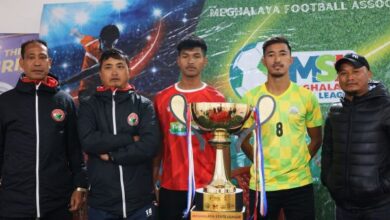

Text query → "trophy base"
[194,188,243,212]
[191,205,246,220]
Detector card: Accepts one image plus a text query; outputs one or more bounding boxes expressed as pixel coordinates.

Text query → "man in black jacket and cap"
[78,48,160,220]
[0,39,87,219]
[321,53,390,220]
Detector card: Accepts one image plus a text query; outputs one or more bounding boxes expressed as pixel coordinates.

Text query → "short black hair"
[21,39,48,59]
[262,36,292,54]
[177,35,207,55]
[99,48,129,69]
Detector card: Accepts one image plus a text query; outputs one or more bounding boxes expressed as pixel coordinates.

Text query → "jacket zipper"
[345,102,354,198]
[35,83,41,218]
[112,89,127,218]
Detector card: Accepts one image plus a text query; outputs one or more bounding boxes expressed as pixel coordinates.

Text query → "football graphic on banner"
[229,42,267,98]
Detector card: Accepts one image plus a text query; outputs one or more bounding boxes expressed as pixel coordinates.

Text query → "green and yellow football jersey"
[242,82,323,191]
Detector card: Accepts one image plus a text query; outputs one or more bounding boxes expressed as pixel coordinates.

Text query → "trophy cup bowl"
[191,102,251,133]
[191,102,251,212]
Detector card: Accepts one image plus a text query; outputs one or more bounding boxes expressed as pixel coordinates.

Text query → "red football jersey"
[154,83,225,190]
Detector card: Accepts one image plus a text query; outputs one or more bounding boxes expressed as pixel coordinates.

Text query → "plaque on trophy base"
[194,188,243,212]
[191,205,246,220]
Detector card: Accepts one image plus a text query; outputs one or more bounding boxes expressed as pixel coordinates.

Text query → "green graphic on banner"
[197,0,390,100]
[196,1,390,219]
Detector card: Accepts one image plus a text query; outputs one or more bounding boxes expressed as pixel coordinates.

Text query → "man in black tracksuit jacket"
[0,40,87,219]
[321,53,390,219]
[78,49,160,219]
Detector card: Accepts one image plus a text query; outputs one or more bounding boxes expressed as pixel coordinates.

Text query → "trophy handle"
[169,94,206,151]
[235,95,276,152]
[256,95,276,125]
[169,94,187,124]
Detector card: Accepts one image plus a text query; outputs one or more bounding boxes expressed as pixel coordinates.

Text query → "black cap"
[335,53,370,72]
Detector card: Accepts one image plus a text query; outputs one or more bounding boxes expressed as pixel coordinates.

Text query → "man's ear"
[19,57,25,72]
[368,70,373,79]
[48,58,52,69]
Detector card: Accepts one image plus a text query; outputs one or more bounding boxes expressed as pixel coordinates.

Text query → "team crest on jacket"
[51,109,65,122]
[127,113,139,126]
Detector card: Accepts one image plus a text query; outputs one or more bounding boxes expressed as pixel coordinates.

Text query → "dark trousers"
[249,184,315,220]
[336,202,390,220]
[0,205,72,220]
[158,187,189,220]
[88,203,157,220]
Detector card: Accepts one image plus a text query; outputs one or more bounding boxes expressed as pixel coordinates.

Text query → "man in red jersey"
[153,35,227,220]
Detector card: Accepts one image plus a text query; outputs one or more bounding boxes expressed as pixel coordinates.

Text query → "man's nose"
[33,59,41,66]
[188,57,195,64]
[346,73,354,80]
[112,68,120,74]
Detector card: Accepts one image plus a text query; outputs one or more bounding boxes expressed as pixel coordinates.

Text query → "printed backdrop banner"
[39,0,390,103]
[197,1,390,104]
[0,34,39,94]
[40,0,206,99]
[38,0,390,219]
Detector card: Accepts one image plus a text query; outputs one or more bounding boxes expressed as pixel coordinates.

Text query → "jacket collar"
[94,83,135,103]
[96,83,135,92]
[16,73,59,94]
[20,74,59,88]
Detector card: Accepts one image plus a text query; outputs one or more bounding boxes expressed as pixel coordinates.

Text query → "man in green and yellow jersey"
[241,36,323,220]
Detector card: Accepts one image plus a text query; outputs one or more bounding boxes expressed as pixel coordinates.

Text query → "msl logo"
[229,42,352,103]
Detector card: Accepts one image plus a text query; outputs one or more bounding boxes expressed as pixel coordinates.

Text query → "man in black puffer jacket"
[78,48,160,219]
[321,53,390,220]
[0,40,87,219]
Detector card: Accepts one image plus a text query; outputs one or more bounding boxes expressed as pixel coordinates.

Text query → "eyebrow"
[27,52,48,56]
[267,49,288,54]
[181,51,202,55]
[103,61,127,66]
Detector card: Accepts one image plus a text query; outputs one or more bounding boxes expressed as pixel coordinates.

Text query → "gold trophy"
[169,95,275,218]
[191,102,250,212]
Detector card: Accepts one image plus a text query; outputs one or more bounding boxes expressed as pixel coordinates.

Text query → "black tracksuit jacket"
[78,86,160,217]
[321,82,390,210]
[0,75,87,218]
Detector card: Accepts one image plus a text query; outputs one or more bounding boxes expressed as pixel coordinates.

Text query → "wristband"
[76,187,88,192]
